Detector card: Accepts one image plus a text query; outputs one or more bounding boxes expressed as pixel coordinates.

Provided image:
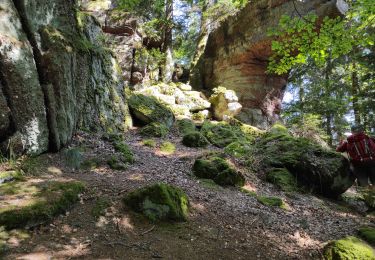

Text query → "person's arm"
[336,140,347,152]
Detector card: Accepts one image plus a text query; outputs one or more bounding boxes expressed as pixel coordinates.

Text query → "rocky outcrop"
[0,0,131,155]
[191,0,345,128]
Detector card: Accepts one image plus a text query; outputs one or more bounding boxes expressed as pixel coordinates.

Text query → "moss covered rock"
[177,119,196,135]
[192,155,245,187]
[266,168,297,192]
[358,226,375,245]
[224,141,253,158]
[250,133,354,198]
[123,183,189,221]
[200,121,244,148]
[257,196,286,208]
[128,94,175,128]
[140,122,169,137]
[323,236,375,260]
[182,132,209,148]
[0,180,84,229]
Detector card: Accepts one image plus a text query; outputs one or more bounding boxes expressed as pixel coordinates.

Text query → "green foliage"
[123,183,189,221]
[91,198,110,219]
[358,226,375,245]
[140,122,169,138]
[240,188,257,197]
[64,148,83,169]
[182,132,209,147]
[81,158,101,170]
[224,141,252,158]
[160,142,176,154]
[200,121,244,148]
[0,181,84,229]
[323,236,375,260]
[266,168,298,192]
[142,139,157,147]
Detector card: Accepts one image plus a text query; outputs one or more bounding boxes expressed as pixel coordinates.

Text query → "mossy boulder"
[0,180,84,229]
[323,236,375,260]
[128,94,175,128]
[192,155,245,187]
[140,122,169,137]
[358,226,375,245]
[266,168,298,192]
[182,132,209,148]
[251,133,354,198]
[200,121,244,148]
[123,183,189,221]
[177,119,196,135]
[224,141,253,158]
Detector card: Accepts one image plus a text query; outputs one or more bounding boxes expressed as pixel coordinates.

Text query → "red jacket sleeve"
[336,141,348,152]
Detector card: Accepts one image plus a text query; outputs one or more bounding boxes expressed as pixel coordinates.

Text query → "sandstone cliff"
[0,0,132,155]
[191,0,345,128]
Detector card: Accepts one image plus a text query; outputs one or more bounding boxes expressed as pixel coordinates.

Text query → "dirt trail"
[3,129,372,260]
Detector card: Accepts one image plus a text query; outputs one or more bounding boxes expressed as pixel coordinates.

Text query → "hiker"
[336,125,375,187]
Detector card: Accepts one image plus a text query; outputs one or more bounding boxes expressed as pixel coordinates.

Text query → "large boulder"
[123,183,189,221]
[191,0,346,127]
[128,94,175,128]
[209,87,242,120]
[251,131,354,197]
[0,0,132,155]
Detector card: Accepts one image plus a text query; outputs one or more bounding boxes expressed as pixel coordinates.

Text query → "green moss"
[358,227,375,245]
[362,188,375,209]
[200,121,242,148]
[91,198,110,219]
[113,142,134,164]
[0,171,24,183]
[182,132,209,148]
[192,111,206,121]
[224,141,253,158]
[0,181,84,229]
[192,157,229,179]
[107,156,127,170]
[177,119,196,135]
[257,196,285,208]
[140,122,169,138]
[266,168,297,192]
[142,139,157,147]
[0,227,29,256]
[20,156,45,176]
[160,142,176,155]
[269,123,289,135]
[198,179,222,190]
[214,168,245,187]
[123,183,189,221]
[323,236,375,260]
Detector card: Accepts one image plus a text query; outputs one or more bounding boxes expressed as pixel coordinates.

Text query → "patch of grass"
[0,171,24,183]
[257,195,286,209]
[0,181,85,229]
[81,158,101,170]
[0,227,29,256]
[142,139,157,147]
[91,198,110,219]
[160,142,176,155]
[113,142,134,164]
[358,226,375,245]
[20,156,44,175]
[240,187,257,197]
[198,179,222,190]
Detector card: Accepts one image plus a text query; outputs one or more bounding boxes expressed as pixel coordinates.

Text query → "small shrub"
[91,198,110,219]
[107,156,127,170]
[160,142,176,155]
[64,148,83,169]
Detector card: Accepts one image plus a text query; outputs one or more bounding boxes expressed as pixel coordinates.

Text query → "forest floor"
[1,127,374,260]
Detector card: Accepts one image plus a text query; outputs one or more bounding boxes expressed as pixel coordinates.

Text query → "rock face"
[0,0,131,155]
[209,87,242,121]
[191,0,344,128]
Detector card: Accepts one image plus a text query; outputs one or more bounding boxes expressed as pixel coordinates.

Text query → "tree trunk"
[161,0,174,82]
[351,62,361,126]
[324,58,333,146]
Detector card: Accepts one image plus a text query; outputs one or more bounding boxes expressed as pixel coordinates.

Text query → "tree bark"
[351,62,361,126]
